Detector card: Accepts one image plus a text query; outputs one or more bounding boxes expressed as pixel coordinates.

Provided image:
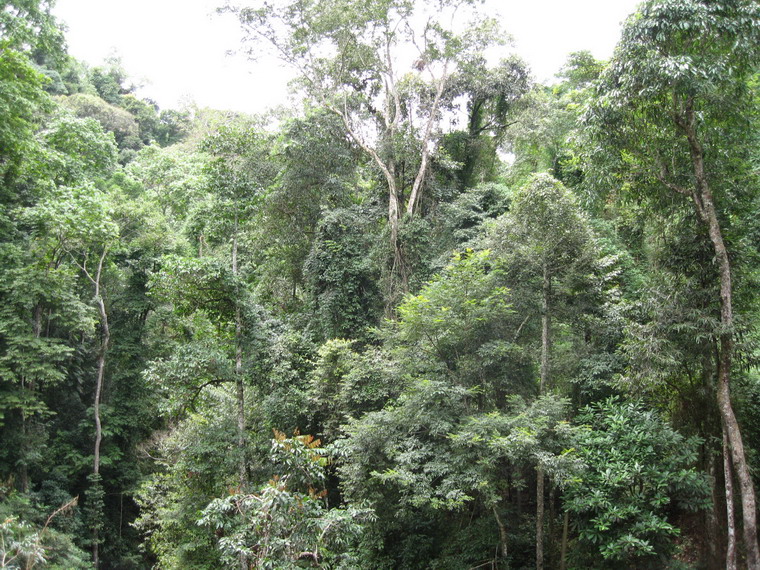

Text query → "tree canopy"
[1,1,759,568]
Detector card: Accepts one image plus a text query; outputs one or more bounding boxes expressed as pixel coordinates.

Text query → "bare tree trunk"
[334,108,406,307]
[406,60,450,216]
[93,297,108,479]
[329,46,451,306]
[386,162,407,306]
[85,249,110,569]
[493,505,509,564]
[723,429,737,570]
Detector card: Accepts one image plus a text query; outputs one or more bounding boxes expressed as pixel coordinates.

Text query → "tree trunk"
[19,409,29,493]
[406,60,450,217]
[387,167,407,307]
[536,470,544,570]
[678,103,760,568]
[335,108,406,308]
[723,429,737,570]
[560,511,569,570]
[707,444,725,567]
[90,249,110,569]
[236,314,245,487]
[330,52,451,307]
[93,297,108,478]
[493,505,509,565]
[232,228,247,570]
[540,266,551,394]
[232,229,246,489]
[18,304,44,493]
[536,266,550,570]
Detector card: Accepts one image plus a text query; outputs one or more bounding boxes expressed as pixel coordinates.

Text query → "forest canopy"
[1,0,759,568]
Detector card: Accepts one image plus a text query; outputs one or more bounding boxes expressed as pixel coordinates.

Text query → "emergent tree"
[586,1,760,565]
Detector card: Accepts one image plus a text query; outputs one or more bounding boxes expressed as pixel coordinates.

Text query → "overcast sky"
[53,0,642,114]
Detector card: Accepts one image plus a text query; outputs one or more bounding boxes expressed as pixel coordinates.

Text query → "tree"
[0,44,50,203]
[504,51,604,188]
[331,250,555,568]
[133,392,246,569]
[586,0,760,564]
[486,174,596,568]
[23,108,120,566]
[88,58,133,106]
[488,174,595,395]
[0,492,87,570]
[60,94,140,150]
[32,183,119,567]
[0,115,111,495]
[1,4,190,566]
[225,0,507,300]
[126,143,207,223]
[147,119,277,500]
[200,121,276,489]
[0,0,64,62]
[442,55,531,189]
[254,109,358,311]
[304,205,384,341]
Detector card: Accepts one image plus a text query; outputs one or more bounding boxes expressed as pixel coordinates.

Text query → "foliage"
[489,173,594,281]
[428,182,511,267]
[585,2,760,563]
[442,55,532,189]
[304,205,384,341]
[0,489,88,570]
[503,50,604,189]
[1,1,756,568]
[60,94,139,150]
[227,0,519,302]
[0,45,50,196]
[133,398,240,569]
[200,431,373,569]
[253,109,358,310]
[0,1,64,61]
[586,0,760,207]
[126,143,207,223]
[564,398,710,567]
[396,249,518,388]
[308,339,404,442]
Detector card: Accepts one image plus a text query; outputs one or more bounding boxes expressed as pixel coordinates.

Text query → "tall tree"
[32,183,118,567]
[487,173,596,569]
[442,55,531,189]
[148,119,277,497]
[504,51,603,188]
[225,0,506,300]
[200,121,276,490]
[586,0,760,564]
[28,109,120,567]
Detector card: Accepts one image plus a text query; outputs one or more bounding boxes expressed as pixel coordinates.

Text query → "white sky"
[53,0,642,114]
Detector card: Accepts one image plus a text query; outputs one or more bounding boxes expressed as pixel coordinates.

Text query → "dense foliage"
[1,0,759,568]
